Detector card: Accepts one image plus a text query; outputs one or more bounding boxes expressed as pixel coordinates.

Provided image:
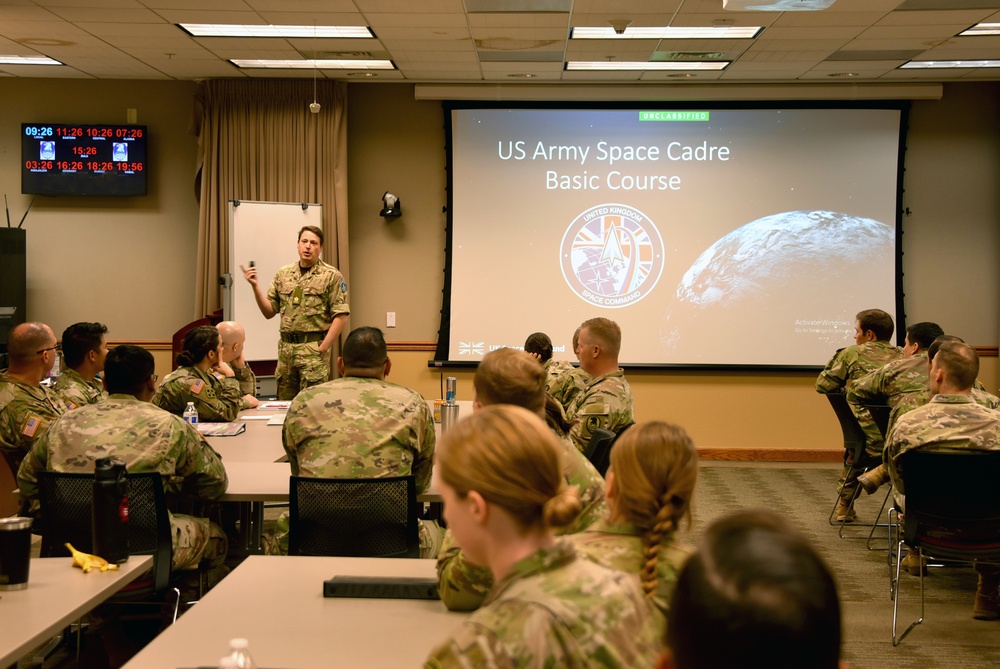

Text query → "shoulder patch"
[191,379,205,395]
[65,400,78,410]
[22,415,42,438]
[340,280,348,293]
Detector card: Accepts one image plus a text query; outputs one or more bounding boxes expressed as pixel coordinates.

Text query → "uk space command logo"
[560,204,664,308]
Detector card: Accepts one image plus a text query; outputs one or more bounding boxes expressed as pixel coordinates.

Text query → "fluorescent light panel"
[230,59,394,69]
[180,24,373,38]
[571,26,762,39]
[960,23,1000,36]
[900,59,1000,69]
[0,55,62,65]
[567,61,729,71]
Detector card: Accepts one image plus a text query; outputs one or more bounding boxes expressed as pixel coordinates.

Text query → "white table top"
[121,555,467,669]
[0,555,153,667]
[207,411,287,463]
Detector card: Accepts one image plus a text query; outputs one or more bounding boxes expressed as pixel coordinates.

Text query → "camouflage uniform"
[565,370,635,453]
[848,352,929,408]
[267,260,350,400]
[152,366,245,422]
[889,386,1000,438]
[425,539,664,669]
[0,372,66,473]
[267,376,436,556]
[548,367,590,410]
[885,394,1000,510]
[231,364,257,398]
[16,394,228,571]
[568,518,693,617]
[437,434,608,611]
[544,359,576,397]
[53,368,108,410]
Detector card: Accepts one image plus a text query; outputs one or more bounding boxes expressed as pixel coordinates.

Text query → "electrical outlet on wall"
[387,312,396,328]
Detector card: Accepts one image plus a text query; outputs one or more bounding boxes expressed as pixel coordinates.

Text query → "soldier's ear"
[383,357,392,378]
[467,490,488,524]
[336,357,345,377]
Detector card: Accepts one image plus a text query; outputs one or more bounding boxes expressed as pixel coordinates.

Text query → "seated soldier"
[815,308,901,522]
[523,331,575,395]
[53,321,110,409]
[660,510,842,669]
[17,344,228,573]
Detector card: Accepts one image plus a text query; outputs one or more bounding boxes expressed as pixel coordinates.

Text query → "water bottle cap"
[229,638,249,649]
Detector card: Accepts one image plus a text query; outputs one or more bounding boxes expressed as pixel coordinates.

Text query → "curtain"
[192,79,349,319]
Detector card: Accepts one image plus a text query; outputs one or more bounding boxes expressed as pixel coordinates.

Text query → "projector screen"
[437,104,905,369]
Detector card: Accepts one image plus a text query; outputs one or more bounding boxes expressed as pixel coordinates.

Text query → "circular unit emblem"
[560,203,664,309]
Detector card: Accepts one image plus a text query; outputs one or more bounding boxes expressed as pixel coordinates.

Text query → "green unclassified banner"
[639,111,710,122]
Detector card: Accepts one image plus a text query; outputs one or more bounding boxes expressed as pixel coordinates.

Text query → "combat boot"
[974,572,1000,620]
[858,464,888,495]
[901,548,928,576]
[835,499,857,523]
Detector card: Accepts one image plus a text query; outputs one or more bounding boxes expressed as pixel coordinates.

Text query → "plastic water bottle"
[183,402,198,425]
[45,354,61,386]
[227,638,256,669]
[218,658,238,669]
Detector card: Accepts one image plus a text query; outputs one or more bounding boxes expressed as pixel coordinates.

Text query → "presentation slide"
[444,105,902,368]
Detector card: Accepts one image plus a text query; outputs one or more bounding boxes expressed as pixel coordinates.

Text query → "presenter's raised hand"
[239,263,258,287]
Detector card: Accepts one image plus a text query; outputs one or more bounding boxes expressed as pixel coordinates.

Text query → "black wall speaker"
[0,229,27,355]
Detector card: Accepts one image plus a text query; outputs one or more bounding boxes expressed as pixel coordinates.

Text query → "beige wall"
[5,78,999,458]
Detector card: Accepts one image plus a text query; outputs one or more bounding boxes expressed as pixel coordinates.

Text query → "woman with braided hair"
[425,405,663,669]
[569,421,699,616]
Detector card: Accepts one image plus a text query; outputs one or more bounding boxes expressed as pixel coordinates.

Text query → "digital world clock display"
[21,123,148,196]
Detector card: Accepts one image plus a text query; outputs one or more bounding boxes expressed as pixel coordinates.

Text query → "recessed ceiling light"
[567,61,729,71]
[960,23,1000,36]
[0,55,62,65]
[230,59,394,70]
[900,59,1000,69]
[180,24,374,38]
[571,26,762,39]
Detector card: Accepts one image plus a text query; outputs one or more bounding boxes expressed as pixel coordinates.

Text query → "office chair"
[289,475,420,558]
[824,393,885,537]
[583,428,616,477]
[890,449,1000,645]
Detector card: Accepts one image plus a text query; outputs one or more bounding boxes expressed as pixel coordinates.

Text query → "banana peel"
[66,542,119,573]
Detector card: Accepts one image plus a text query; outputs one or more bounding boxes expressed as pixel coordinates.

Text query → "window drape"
[192,79,349,319]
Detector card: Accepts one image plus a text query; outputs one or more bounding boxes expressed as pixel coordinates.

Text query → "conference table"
[209,401,472,553]
[0,555,153,667]
[121,555,468,668]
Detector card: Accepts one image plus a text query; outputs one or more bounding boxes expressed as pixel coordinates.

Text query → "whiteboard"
[227,200,323,363]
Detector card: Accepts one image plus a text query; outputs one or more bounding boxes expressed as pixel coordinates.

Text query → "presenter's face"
[297,231,322,266]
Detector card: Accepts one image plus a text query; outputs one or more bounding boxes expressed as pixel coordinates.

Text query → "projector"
[723,0,836,9]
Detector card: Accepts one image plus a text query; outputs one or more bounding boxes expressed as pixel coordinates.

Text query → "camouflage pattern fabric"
[53,368,108,409]
[888,386,1000,438]
[568,518,693,617]
[436,434,608,611]
[565,370,635,453]
[885,394,1000,509]
[267,260,349,400]
[425,539,664,669]
[848,352,929,407]
[152,366,244,422]
[266,375,436,556]
[544,360,577,397]
[0,372,66,473]
[231,364,257,399]
[549,367,591,411]
[816,341,902,459]
[17,393,228,571]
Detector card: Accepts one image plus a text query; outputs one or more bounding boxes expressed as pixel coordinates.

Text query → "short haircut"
[523,332,553,363]
[298,225,324,246]
[474,348,546,414]
[342,327,387,370]
[104,345,155,396]
[856,309,894,341]
[6,322,52,365]
[667,510,841,669]
[580,317,621,356]
[927,334,964,363]
[61,322,108,367]
[932,340,978,391]
[176,325,220,367]
[905,322,944,351]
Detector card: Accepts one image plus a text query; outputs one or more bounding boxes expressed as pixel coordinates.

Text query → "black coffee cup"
[0,516,32,590]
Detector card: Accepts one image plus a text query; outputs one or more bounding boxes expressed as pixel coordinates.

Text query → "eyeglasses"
[36,343,60,355]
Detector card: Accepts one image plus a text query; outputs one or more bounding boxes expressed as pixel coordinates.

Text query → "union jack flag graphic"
[458,342,484,356]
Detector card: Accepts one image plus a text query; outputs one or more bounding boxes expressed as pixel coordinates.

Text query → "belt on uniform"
[280,331,327,344]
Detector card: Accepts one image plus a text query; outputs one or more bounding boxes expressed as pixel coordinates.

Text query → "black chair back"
[583,428,615,475]
[901,449,1000,554]
[37,470,173,593]
[289,475,419,558]
[867,403,892,439]
[825,393,869,465]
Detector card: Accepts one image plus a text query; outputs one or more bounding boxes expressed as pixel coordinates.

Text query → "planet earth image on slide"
[660,210,895,365]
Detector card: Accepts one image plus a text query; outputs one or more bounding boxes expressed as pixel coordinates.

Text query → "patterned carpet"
[681,464,1000,669]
